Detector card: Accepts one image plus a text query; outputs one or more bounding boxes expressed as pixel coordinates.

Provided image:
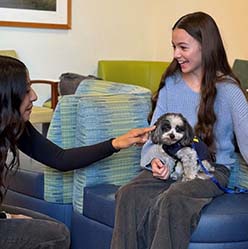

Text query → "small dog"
[149,113,214,181]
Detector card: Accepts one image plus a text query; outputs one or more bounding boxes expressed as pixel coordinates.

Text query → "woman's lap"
[112,165,230,249]
[0,205,70,249]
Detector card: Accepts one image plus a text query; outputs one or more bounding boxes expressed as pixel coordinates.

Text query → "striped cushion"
[45,97,80,203]
[73,92,151,213]
[44,80,151,205]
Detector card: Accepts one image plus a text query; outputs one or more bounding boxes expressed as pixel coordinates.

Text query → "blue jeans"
[0,205,70,249]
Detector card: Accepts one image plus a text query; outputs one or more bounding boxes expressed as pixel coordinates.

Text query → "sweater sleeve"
[17,122,119,171]
[228,86,248,164]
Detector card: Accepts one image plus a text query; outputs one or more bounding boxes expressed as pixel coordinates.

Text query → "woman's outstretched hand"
[112,126,156,150]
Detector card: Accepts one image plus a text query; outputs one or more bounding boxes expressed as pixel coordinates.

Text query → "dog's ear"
[179,116,194,146]
[150,121,161,144]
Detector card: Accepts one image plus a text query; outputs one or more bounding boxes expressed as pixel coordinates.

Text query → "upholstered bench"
[71,183,248,249]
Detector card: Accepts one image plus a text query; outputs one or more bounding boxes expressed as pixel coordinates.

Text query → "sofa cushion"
[83,184,119,227]
[45,80,151,205]
[7,168,44,199]
[83,183,248,243]
[72,81,151,213]
[45,100,77,203]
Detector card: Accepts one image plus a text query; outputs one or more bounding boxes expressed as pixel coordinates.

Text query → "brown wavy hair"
[0,56,27,203]
[149,12,241,154]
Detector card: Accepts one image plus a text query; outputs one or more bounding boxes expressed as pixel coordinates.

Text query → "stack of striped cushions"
[45,79,151,213]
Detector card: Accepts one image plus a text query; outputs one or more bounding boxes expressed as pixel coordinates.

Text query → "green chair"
[0,49,18,58]
[232,59,248,95]
[98,60,170,93]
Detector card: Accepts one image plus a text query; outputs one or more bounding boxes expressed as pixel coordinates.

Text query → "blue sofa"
[72,185,248,249]
[6,163,248,249]
[4,60,248,249]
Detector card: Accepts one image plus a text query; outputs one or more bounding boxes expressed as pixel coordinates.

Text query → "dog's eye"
[161,123,171,132]
[176,126,185,133]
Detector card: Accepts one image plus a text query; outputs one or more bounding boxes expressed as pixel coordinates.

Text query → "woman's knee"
[34,221,70,249]
[115,182,136,202]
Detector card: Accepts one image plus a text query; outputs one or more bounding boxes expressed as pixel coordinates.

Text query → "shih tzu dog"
[143,113,215,181]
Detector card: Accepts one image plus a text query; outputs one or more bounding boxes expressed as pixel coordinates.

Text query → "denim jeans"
[0,205,70,249]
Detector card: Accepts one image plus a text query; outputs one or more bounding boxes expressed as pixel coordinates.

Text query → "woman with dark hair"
[111,12,248,249]
[0,55,154,249]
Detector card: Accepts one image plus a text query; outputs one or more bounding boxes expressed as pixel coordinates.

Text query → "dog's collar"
[162,142,184,160]
[162,136,211,162]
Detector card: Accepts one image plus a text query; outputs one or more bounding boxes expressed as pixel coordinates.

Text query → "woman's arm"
[17,122,154,171]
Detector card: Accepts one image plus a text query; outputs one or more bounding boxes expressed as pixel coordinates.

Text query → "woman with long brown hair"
[111,12,248,249]
[0,55,153,249]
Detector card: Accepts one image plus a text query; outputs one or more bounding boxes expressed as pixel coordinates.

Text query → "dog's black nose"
[169,133,175,139]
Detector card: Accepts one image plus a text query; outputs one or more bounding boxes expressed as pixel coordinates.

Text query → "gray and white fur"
[142,113,214,181]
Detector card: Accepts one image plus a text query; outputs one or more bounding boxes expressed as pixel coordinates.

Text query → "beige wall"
[153,0,248,64]
[0,0,247,104]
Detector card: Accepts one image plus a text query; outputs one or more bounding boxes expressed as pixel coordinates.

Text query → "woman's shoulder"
[216,80,247,111]
[164,72,183,87]
[216,80,244,96]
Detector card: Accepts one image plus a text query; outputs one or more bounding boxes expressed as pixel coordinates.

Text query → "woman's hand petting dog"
[112,126,156,150]
[151,158,170,180]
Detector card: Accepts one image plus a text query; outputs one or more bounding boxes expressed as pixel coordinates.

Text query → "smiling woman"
[0,0,56,11]
[111,11,248,249]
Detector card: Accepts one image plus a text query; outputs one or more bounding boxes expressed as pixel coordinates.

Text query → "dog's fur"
[151,113,214,181]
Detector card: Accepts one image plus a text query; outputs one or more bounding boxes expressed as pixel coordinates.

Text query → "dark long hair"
[0,55,27,203]
[149,12,240,153]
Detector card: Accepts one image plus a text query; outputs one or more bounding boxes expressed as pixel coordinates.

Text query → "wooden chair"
[0,50,59,133]
[30,80,59,135]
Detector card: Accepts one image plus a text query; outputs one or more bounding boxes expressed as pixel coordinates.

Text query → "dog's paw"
[182,176,195,182]
[202,160,215,172]
[196,172,212,180]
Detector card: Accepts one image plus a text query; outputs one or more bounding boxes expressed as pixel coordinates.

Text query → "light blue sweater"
[141,73,248,171]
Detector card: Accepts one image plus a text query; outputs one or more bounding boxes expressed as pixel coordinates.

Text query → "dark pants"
[0,205,70,249]
[111,165,230,249]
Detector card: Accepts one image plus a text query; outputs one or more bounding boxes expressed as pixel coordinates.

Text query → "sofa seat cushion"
[7,168,44,199]
[83,184,119,227]
[83,183,248,243]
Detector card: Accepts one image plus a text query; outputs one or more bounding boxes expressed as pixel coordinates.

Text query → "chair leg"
[42,123,50,137]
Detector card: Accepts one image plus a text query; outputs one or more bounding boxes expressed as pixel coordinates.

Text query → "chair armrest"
[31,80,59,109]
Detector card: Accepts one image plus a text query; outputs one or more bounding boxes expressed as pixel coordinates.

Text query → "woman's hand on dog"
[112,126,156,150]
[151,158,170,180]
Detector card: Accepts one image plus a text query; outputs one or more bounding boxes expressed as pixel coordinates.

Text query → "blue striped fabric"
[73,92,151,213]
[44,79,151,206]
[45,97,80,203]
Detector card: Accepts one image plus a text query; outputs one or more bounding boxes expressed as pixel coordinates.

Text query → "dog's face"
[151,113,194,146]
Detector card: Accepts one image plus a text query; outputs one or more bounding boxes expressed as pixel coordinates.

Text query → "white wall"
[0,0,247,104]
